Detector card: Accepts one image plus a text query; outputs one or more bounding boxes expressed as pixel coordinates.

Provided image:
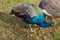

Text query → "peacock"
[39,0,60,17]
[10,4,54,28]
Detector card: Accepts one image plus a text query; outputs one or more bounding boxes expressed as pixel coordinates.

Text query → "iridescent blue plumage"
[25,12,54,28]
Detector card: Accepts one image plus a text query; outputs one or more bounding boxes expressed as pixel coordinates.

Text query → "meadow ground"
[0,0,60,40]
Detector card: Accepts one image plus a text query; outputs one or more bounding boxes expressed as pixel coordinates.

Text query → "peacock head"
[49,21,54,26]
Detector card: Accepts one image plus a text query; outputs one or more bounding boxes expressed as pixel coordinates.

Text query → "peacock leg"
[29,24,33,32]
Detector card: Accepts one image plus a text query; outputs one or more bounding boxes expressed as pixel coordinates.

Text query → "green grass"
[54,32,60,40]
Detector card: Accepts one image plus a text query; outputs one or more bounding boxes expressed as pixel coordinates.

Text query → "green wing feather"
[31,4,43,16]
